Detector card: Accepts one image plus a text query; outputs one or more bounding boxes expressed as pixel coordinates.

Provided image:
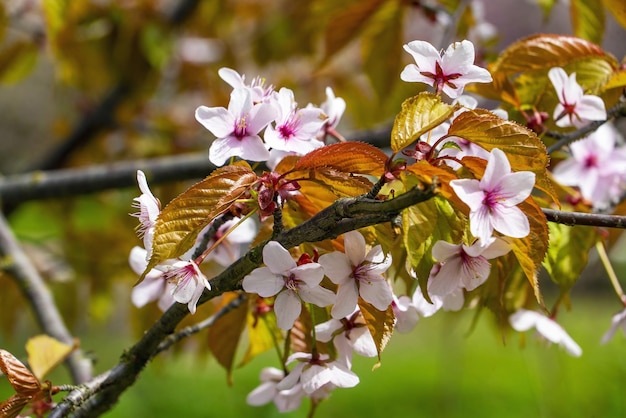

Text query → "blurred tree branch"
[0,213,93,384]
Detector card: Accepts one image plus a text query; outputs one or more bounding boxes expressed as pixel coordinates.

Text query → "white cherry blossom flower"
[320,86,346,133]
[428,237,510,297]
[509,309,582,357]
[315,309,377,368]
[548,67,606,128]
[264,88,326,154]
[601,308,626,344]
[246,367,305,412]
[128,246,175,312]
[159,260,211,314]
[131,170,160,258]
[552,123,626,209]
[450,148,535,243]
[277,352,359,395]
[218,67,274,103]
[401,39,492,98]
[195,88,276,166]
[318,231,393,319]
[242,241,335,330]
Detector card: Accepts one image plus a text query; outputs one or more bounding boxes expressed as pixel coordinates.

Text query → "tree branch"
[0,213,92,384]
[542,208,626,229]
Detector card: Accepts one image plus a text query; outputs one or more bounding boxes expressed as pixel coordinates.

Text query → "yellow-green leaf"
[571,0,605,44]
[447,109,558,205]
[25,335,76,381]
[0,41,38,85]
[143,164,257,278]
[604,0,626,29]
[208,293,248,385]
[293,142,387,176]
[239,300,283,367]
[491,34,617,75]
[391,92,459,152]
[358,298,395,360]
[543,223,598,290]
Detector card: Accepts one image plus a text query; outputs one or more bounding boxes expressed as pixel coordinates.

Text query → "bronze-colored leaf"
[0,350,40,396]
[0,394,32,418]
[490,34,617,75]
[358,298,395,360]
[391,92,459,153]
[143,164,257,279]
[293,142,387,176]
[207,293,248,385]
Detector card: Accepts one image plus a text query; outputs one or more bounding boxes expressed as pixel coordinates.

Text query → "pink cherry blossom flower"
[427,237,510,297]
[318,231,393,319]
[242,241,335,330]
[218,67,274,103]
[158,260,211,314]
[601,308,626,344]
[450,148,535,243]
[264,88,326,154]
[315,309,377,368]
[393,284,445,333]
[318,86,346,140]
[548,67,606,128]
[246,367,305,412]
[195,88,276,166]
[131,170,160,258]
[509,309,582,357]
[552,123,626,209]
[277,352,359,395]
[400,39,492,98]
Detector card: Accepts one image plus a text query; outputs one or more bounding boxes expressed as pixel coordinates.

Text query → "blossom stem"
[261,314,287,372]
[195,210,257,264]
[595,239,626,304]
[308,303,319,357]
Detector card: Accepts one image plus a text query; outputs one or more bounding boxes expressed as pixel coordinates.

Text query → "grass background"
[2,298,625,417]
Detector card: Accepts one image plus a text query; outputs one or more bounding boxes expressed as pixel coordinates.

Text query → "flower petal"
[274,290,302,330]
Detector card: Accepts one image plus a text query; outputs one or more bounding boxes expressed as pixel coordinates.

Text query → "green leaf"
[447,109,558,205]
[322,0,387,64]
[0,41,38,84]
[402,195,465,284]
[208,293,248,385]
[142,164,257,279]
[391,92,459,153]
[490,34,617,75]
[543,223,598,290]
[240,301,283,367]
[358,298,395,361]
[535,0,560,19]
[571,0,605,44]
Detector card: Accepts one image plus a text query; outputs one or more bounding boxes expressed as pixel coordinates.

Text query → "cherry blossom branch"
[48,185,436,417]
[545,99,626,154]
[542,208,626,229]
[0,213,93,384]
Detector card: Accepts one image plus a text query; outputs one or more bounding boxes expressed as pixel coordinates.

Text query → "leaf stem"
[595,239,626,304]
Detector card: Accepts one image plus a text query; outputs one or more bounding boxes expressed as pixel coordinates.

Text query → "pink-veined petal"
[274,290,302,330]
[497,171,535,205]
[242,267,284,297]
[450,179,484,212]
[195,105,234,138]
[481,148,511,187]
[490,204,530,238]
[428,260,462,297]
[263,241,297,274]
[432,240,461,262]
[331,281,359,319]
[402,40,440,72]
[358,278,393,311]
[315,319,343,342]
[318,252,353,285]
[299,285,336,307]
[343,231,367,267]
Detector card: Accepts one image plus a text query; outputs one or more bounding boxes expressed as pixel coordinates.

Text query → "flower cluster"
[195,68,345,167]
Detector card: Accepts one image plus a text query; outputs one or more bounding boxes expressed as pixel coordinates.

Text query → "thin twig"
[0,213,92,384]
[542,208,626,229]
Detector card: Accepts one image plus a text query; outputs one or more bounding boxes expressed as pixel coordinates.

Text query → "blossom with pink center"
[218,67,274,103]
[427,237,510,298]
[129,246,175,312]
[318,231,393,319]
[552,123,626,209]
[393,284,445,333]
[131,170,160,258]
[601,308,626,344]
[450,148,535,243]
[264,88,326,154]
[246,367,306,412]
[315,309,377,368]
[242,241,335,330]
[509,309,582,357]
[277,352,359,395]
[158,259,211,314]
[548,67,606,128]
[400,39,492,98]
[195,88,276,166]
